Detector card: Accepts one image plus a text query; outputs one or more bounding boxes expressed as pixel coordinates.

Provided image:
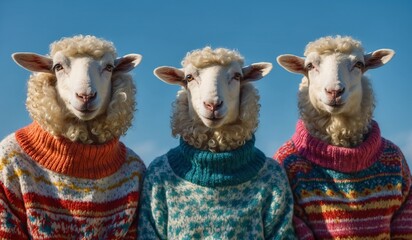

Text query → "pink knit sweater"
[275,120,412,239]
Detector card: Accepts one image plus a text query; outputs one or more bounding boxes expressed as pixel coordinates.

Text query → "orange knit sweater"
[0,122,146,239]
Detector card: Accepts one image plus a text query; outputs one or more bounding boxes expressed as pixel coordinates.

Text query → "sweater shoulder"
[380,138,411,184]
[259,158,291,188]
[381,138,405,156]
[0,132,22,156]
[146,154,169,173]
[0,132,31,196]
[273,140,299,164]
[0,132,29,171]
[263,157,288,178]
[124,146,146,175]
[379,138,408,167]
[143,154,172,185]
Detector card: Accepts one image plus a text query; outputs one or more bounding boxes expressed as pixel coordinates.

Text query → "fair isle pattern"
[274,121,412,240]
[138,140,296,239]
[0,133,146,239]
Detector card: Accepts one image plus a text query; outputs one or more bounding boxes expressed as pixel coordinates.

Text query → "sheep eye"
[233,72,242,81]
[104,64,114,72]
[306,63,314,71]
[185,74,194,82]
[53,63,63,72]
[354,61,365,69]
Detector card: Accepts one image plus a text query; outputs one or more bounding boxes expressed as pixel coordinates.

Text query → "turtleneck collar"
[292,119,384,173]
[15,122,126,179]
[167,136,266,187]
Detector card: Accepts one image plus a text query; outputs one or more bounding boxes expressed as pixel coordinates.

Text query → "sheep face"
[154,62,272,129]
[185,62,242,128]
[305,50,364,114]
[51,51,113,120]
[277,49,394,116]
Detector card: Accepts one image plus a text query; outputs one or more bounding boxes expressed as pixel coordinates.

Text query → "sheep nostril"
[325,88,345,98]
[335,88,345,96]
[76,92,97,103]
[204,101,223,111]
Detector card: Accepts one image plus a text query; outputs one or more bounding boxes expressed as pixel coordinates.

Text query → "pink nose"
[325,88,345,99]
[76,92,97,103]
[203,101,223,111]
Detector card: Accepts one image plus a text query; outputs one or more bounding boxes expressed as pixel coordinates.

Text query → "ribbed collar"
[292,119,384,173]
[15,122,126,179]
[168,136,266,187]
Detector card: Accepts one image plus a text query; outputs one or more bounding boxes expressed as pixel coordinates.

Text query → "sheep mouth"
[203,114,223,120]
[78,109,95,113]
[199,115,226,128]
[200,109,226,120]
[323,101,346,113]
[326,102,344,108]
[73,105,98,114]
[324,98,345,108]
[202,116,225,123]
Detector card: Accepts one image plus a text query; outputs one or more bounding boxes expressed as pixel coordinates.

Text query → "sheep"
[275,35,412,239]
[0,35,146,239]
[138,46,296,239]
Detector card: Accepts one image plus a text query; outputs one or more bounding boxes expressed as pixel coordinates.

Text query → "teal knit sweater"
[137,138,296,239]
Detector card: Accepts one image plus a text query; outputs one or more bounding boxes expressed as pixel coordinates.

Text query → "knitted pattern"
[138,138,296,239]
[274,120,412,240]
[0,123,146,239]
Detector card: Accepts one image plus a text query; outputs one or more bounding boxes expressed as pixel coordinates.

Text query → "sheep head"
[155,62,271,128]
[12,35,142,144]
[277,36,395,147]
[154,47,272,151]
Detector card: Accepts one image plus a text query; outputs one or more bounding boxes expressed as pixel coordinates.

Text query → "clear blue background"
[1,0,411,167]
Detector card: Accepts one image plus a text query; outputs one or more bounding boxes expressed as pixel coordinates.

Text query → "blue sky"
[1,1,411,167]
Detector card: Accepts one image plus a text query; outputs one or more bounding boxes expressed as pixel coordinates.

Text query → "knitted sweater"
[274,120,412,240]
[138,137,296,239]
[0,122,146,239]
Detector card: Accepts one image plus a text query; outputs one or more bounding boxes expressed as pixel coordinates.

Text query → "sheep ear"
[12,52,53,73]
[277,54,306,75]
[242,62,273,82]
[364,49,395,71]
[114,54,142,73]
[154,66,186,86]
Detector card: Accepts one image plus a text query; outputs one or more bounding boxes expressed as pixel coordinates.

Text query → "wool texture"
[0,123,146,239]
[138,137,296,239]
[274,120,412,240]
